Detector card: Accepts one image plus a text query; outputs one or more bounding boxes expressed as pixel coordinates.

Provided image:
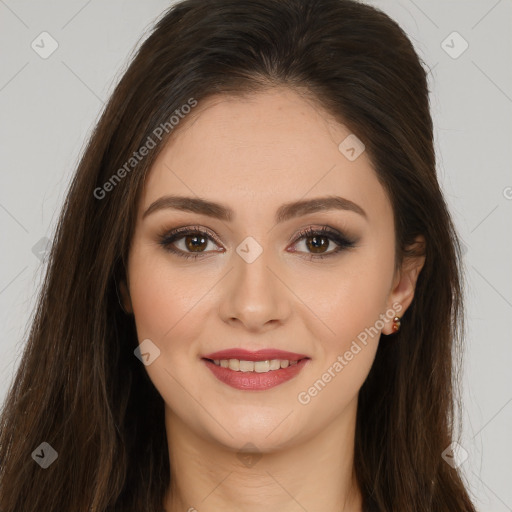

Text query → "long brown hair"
[0,0,476,510]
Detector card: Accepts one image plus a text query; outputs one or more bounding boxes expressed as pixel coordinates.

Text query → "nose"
[218,245,291,332]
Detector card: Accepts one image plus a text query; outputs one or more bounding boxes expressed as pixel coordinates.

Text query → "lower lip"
[202,358,310,390]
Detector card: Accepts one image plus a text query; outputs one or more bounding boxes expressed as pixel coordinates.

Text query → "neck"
[163,397,363,512]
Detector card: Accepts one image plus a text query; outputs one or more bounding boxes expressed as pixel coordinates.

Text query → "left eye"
[158,225,356,260]
[289,226,357,259]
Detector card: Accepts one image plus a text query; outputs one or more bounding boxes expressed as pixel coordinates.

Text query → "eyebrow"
[142,194,367,223]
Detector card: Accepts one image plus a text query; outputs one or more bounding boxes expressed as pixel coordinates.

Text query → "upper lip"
[202,348,309,362]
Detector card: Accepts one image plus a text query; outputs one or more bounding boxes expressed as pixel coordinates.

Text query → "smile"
[202,357,310,390]
[209,358,300,372]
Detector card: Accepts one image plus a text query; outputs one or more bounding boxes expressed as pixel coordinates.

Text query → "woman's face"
[122,87,422,452]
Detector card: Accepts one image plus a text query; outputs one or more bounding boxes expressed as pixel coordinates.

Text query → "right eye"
[158,226,223,260]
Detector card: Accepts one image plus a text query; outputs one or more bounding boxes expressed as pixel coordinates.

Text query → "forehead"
[140,88,392,226]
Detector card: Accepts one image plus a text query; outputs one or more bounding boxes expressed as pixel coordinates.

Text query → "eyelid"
[291,224,353,244]
[289,225,357,256]
[157,223,357,260]
[162,224,222,245]
[157,225,223,260]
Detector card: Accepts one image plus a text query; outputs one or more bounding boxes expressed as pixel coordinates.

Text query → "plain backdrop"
[0,0,511,510]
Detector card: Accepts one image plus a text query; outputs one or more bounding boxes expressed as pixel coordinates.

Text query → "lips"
[202,348,309,362]
[202,357,310,390]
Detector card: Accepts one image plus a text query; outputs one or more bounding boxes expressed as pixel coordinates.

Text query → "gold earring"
[392,316,401,333]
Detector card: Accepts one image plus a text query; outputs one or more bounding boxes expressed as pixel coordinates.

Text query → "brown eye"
[158,225,356,261]
[159,226,222,260]
[183,233,208,252]
[303,234,331,254]
[291,226,357,260]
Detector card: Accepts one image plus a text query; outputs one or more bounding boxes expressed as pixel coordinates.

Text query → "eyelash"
[157,225,356,261]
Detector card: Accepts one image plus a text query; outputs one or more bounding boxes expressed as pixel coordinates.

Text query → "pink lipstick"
[201,348,310,391]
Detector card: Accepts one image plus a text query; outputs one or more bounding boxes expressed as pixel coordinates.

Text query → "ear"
[119,278,133,314]
[382,235,426,335]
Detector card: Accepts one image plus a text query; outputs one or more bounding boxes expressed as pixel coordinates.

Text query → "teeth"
[269,359,281,370]
[210,358,301,372]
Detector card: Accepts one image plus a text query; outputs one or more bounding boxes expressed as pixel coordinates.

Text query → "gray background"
[1,0,511,509]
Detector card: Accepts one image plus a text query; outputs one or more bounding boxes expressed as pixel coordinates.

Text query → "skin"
[120,87,425,512]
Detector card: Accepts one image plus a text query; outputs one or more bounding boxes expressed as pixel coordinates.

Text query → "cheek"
[295,247,394,396]
[127,249,210,353]
[127,252,213,415]
[298,252,393,346]
[323,270,390,341]
[295,274,388,416]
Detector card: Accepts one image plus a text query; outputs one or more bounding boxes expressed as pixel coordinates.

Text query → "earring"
[392,316,401,333]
